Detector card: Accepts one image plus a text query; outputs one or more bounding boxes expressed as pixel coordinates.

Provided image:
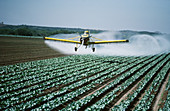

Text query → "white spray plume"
[45,31,170,56]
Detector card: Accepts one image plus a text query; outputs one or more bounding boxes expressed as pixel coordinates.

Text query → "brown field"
[0,36,66,66]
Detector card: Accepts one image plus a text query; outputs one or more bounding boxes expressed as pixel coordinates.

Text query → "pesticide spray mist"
[45,31,170,56]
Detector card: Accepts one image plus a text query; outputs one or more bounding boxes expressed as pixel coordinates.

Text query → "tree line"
[0,25,103,36]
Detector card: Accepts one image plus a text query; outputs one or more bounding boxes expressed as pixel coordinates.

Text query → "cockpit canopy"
[84,31,89,35]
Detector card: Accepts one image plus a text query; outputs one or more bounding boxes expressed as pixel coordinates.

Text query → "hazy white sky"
[0,0,170,33]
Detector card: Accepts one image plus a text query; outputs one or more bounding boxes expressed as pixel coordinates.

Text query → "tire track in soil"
[151,72,170,111]
[107,56,169,111]
[77,55,164,111]
[125,56,169,111]
[112,78,143,107]
[77,54,166,111]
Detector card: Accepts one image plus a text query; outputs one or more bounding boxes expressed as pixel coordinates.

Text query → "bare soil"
[0,36,66,66]
[154,73,169,110]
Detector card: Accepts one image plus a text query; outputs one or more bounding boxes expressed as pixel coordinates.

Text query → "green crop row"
[61,55,160,111]
[112,55,169,111]
[1,55,131,110]
[0,54,169,111]
[135,61,169,110]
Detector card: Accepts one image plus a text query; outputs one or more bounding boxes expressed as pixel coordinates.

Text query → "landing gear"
[75,47,78,52]
[92,48,95,52]
[75,43,95,52]
[75,43,79,52]
[92,44,95,52]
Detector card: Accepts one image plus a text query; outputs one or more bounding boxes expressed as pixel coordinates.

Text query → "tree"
[16,27,33,36]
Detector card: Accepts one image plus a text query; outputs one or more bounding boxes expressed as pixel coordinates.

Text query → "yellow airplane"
[44,31,129,52]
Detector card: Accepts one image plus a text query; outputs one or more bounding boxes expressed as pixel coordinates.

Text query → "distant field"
[0,53,169,110]
[0,36,65,66]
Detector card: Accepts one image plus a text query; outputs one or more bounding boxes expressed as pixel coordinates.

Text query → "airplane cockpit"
[84,31,89,35]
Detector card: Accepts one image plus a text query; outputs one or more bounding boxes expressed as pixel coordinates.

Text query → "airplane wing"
[44,37,81,44]
[89,39,129,44]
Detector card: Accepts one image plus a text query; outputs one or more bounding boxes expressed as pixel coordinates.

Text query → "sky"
[0,0,170,33]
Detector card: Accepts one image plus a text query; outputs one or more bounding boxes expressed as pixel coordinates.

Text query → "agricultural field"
[0,53,169,110]
[0,36,65,66]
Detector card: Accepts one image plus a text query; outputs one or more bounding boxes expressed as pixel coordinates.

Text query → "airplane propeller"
[68,32,82,40]
[91,37,103,41]
[67,36,80,40]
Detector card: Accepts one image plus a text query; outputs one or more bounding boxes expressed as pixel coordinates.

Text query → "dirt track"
[0,36,66,66]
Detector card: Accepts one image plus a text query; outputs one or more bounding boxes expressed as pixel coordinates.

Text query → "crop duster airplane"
[44,31,129,52]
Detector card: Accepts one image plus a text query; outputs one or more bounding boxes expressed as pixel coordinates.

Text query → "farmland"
[0,35,169,110]
[0,53,169,110]
[0,36,65,66]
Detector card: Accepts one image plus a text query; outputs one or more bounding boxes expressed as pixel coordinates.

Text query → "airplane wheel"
[92,48,95,52]
[75,47,78,52]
